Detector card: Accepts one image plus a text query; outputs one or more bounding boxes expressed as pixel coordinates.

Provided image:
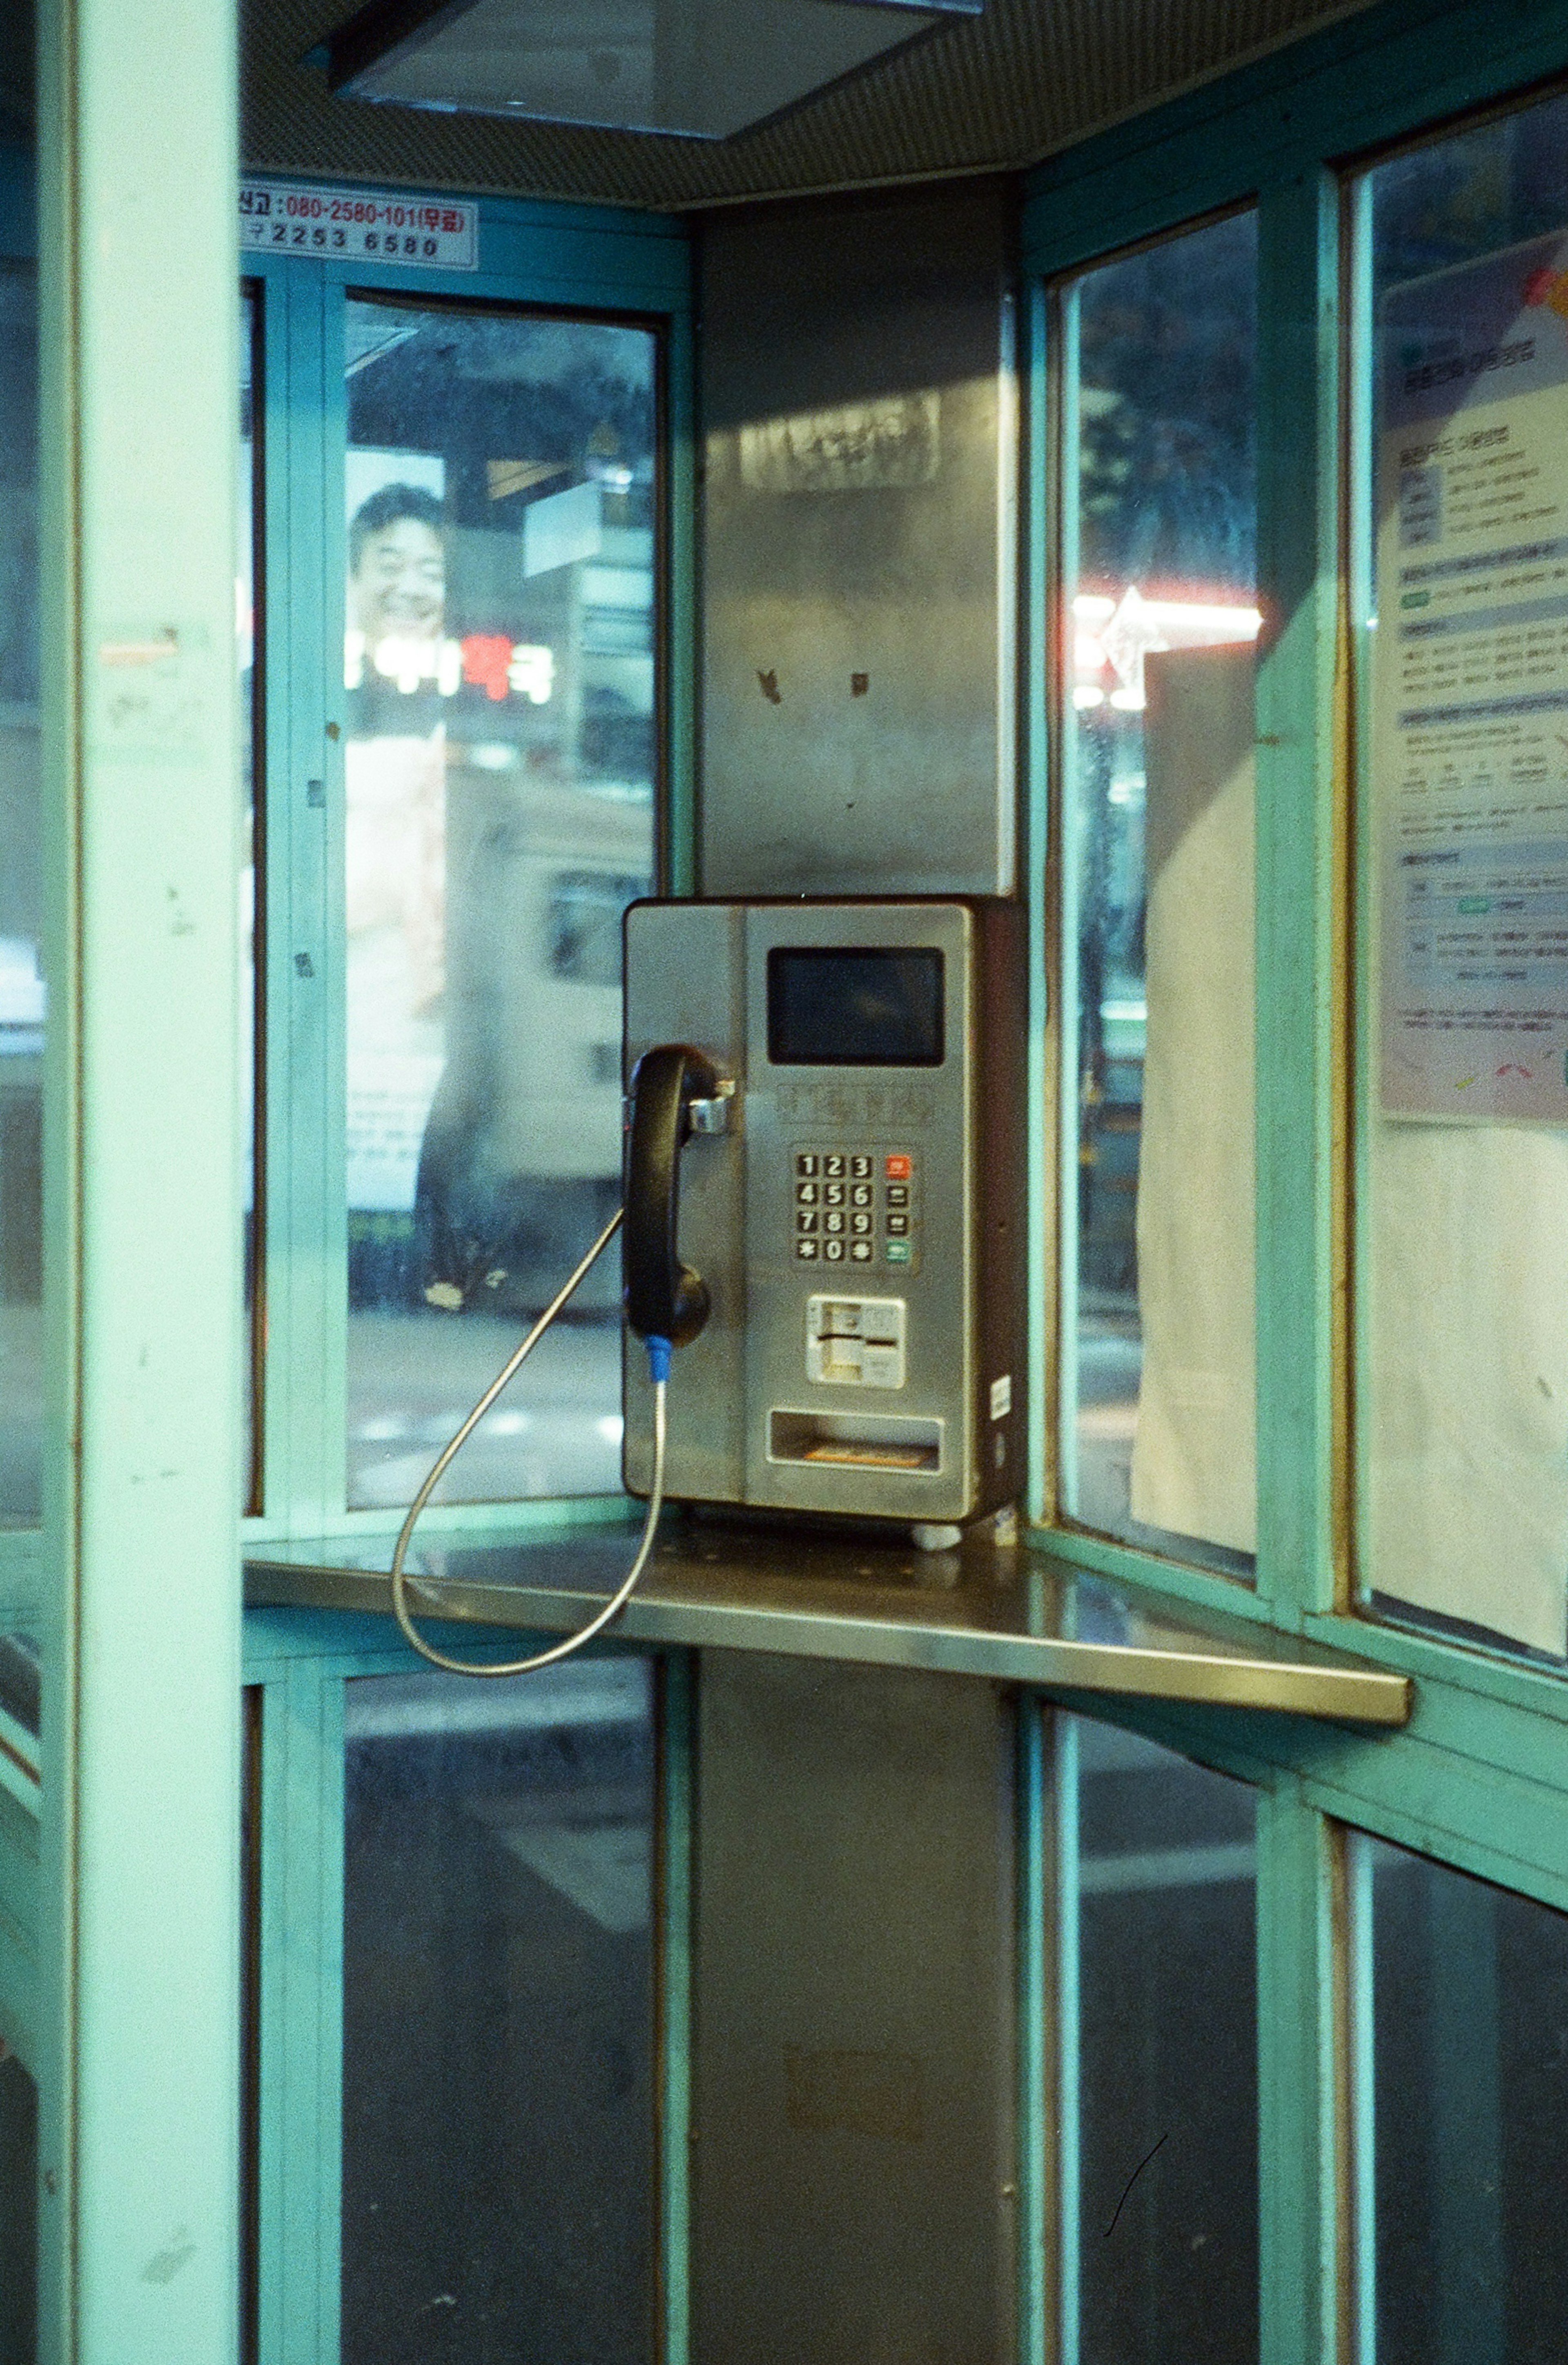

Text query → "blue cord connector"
[645,1333,673,1384]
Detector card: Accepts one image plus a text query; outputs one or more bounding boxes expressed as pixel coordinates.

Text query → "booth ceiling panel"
[245,0,1382,209]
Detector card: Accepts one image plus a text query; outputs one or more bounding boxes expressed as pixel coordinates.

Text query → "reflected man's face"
[350,516,445,642]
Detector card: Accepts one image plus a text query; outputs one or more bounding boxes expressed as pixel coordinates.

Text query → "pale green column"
[36,0,241,2358]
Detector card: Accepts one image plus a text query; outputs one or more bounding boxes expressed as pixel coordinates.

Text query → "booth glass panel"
[341,299,655,1508]
[1058,212,1260,1575]
[1069,1715,1258,2365]
[0,261,38,1529]
[341,1658,658,2365]
[1359,1834,1568,2364]
[1354,90,1568,1661]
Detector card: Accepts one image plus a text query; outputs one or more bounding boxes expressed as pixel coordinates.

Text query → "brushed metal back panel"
[699,185,1015,899]
[622,901,748,1504]
[692,1653,1017,2365]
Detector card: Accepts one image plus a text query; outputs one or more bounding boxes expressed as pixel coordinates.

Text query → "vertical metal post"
[1053,1714,1080,2365]
[36,0,241,2356]
[1256,1783,1346,2365]
[1254,170,1343,1623]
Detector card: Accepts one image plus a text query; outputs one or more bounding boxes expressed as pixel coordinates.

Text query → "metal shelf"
[245,1520,1412,1726]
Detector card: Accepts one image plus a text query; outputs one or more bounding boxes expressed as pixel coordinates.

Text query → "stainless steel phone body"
[622,897,1025,1526]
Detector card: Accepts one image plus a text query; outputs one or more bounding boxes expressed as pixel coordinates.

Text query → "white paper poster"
[1376,234,1568,1122]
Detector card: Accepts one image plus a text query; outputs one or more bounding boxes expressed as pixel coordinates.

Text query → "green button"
[885,1239,912,1265]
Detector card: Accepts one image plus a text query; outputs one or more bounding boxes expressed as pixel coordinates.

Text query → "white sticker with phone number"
[240,179,477,270]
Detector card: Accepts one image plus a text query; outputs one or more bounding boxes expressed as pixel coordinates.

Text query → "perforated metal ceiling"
[244,0,1381,210]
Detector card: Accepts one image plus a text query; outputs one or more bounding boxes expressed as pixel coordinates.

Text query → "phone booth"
[13,2,1568,2364]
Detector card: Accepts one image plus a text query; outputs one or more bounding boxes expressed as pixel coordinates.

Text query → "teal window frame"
[240,1607,692,2365]
[243,196,694,1546]
[1023,2,1568,2359]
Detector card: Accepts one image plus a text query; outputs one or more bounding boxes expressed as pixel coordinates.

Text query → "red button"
[885,1153,912,1180]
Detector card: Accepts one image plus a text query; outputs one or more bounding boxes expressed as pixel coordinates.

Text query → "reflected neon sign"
[344,630,555,703]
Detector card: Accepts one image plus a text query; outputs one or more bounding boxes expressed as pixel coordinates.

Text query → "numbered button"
[849,1156,872,1179]
[797,1210,818,1234]
[824,1154,846,1179]
[824,1182,845,1207]
[851,1183,873,1208]
[851,1211,872,1235]
[796,1153,818,1177]
[797,1182,818,1206]
[824,1238,845,1262]
[824,1211,845,1235]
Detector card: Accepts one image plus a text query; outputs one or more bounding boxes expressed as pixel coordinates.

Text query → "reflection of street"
[348,1306,622,1508]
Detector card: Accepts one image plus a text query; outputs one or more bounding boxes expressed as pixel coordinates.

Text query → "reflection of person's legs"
[413,1056,493,1308]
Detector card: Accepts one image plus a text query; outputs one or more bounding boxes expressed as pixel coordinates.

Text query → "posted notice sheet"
[1376,232,1568,1122]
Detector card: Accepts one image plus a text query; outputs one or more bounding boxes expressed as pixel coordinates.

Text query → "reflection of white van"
[421,767,650,1308]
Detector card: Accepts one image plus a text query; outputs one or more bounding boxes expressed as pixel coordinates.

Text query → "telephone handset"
[623,1042,717,1351]
[387,1035,719,1677]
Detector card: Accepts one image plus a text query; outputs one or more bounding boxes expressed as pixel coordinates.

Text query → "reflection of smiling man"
[348,483,445,646]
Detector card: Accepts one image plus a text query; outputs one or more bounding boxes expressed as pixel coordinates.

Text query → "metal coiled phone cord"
[389,1206,674,1677]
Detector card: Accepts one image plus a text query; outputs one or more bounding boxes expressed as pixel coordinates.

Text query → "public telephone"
[621,897,1026,1530]
[390,894,1025,1675]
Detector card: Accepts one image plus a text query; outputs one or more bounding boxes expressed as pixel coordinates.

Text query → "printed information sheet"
[1376,233,1568,1120]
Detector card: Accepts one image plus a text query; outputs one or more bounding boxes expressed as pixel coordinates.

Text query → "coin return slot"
[768,1409,942,1474]
[805,1294,906,1389]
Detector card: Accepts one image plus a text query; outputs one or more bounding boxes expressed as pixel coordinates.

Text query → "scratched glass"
[0,254,40,1531]
[1069,1715,1258,2365]
[1357,1833,1568,2364]
[341,299,655,1509]
[341,1659,657,2365]
[1355,91,1568,1663]
[1058,212,1260,1576]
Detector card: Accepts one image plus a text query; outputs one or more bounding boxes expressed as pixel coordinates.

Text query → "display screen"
[767,948,944,1066]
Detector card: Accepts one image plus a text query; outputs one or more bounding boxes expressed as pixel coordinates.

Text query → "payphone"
[390,895,1025,1674]
[621,897,1025,1528]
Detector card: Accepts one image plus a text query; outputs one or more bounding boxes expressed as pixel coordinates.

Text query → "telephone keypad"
[788,1147,919,1270]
